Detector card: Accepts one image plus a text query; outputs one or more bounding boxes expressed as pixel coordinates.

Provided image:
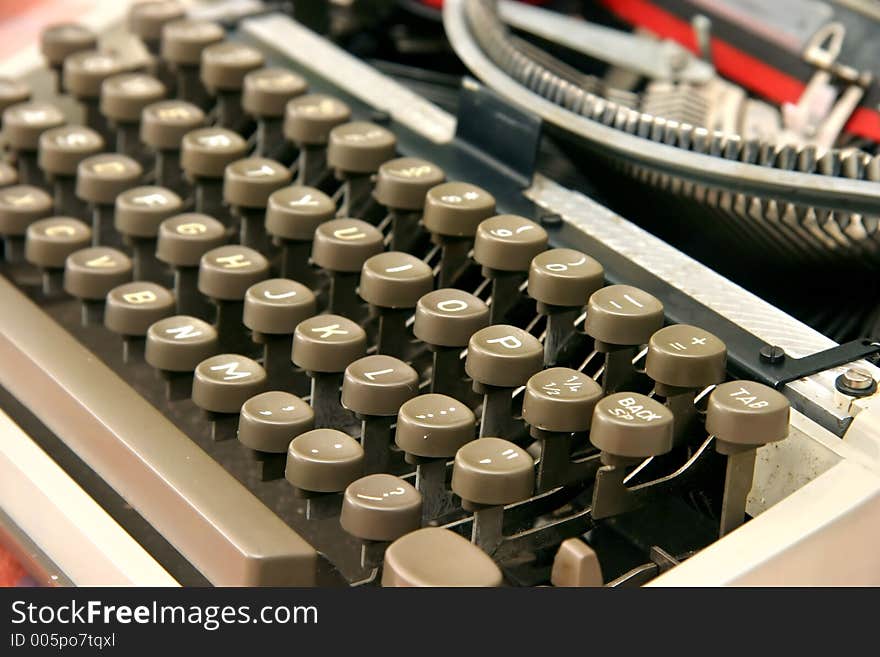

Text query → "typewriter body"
[1,1,880,587]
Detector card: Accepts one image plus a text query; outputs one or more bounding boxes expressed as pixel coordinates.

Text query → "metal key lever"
[591,434,717,520]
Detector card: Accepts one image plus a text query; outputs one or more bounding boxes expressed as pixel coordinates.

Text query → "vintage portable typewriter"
[1,0,880,587]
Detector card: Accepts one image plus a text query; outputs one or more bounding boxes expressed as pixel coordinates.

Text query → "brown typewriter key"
[646,324,727,444]
[466,324,543,438]
[528,249,604,366]
[128,0,185,55]
[327,121,397,215]
[156,213,226,317]
[341,474,422,571]
[373,157,444,252]
[452,437,534,554]
[239,390,314,480]
[0,185,53,262]
[38,125,104,218]
[265,185,335,284]
[180,127,247,223]
[64,246,132,325]
[0,163,17,189]
[145,314,219,398]
[115,185,182,281]
[589,392,674,520]
[25,217,92,293]
[423,182,496,286]
[41,23,97,92]
[396,393,476,522]
[359,251,433,359]
[200,41,264,131]
[75,153,143,248]
[707,381,789,536]
[62,50,127,141]
[140,100,205,195]
[523,368,602,492]
[311,218,383,319]
[3,101,66,187]
[551,538,603,587]
[104,281,175,362]
[198,245,269,354]
[222,157,291,251]
[243,278,316,390]
[192,354,267,440]
[413,288,489,399]
[243,68,307,159]
[292,314,366,430]
[284,94,351,185]
[0,78,31,119]
[100,73,166,162]
[342,355,419,474]
[285,428,364,519]
[160,19,224,107]
[473,214,548,323]
[382,527,503,587]
[584,284,664,395]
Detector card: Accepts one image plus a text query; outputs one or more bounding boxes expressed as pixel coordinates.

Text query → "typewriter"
[1,0,880,587]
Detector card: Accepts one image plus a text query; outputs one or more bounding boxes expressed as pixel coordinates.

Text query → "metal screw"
[842,367,874,391]
[759,345,786,364]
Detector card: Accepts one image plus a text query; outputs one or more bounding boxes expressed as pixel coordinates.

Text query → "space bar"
[0,276,316,586]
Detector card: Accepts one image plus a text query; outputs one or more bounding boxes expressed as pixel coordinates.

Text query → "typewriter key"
[286,428,364,518]
[223,157,291,252]
[265,185,336,284]
[373,157,444,251]
[284,94,351,185]
[200,41,264,131]
[100,73,166,162]
[160,20,224,107]
[239,391,314,480]
[181,127,247,223]
[141,100,205,195]
[0,185,53,262]
[145,314,219,398]
[38,125,104,219]
[64,246,132,325]
[104,281,175,361]
[327,121,396,215]
[25,217,92,293]
[243,68,307,159]
[3,102,66,186]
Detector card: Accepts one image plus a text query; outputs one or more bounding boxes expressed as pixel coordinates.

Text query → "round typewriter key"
[41,23,97,93]
[181,127,247,221]
[62,50,126,139]
[160,18,224,108]
[343,355,419,474]
[198,245,269,353]
[64,246,132,325]
[240,391,314,481]
[76,153,143,247]
[474,214,548,322]
[244,279,316,390]
[423,182,496,286]
[100,73,166,161]
[243,67,307,158]
[223,157,291,251]
[140,100,205,194]
[128,0,185,51]
[284,94,351,185]
[312,218,383,319]
[382,527,503,587]
[397,393,476,522]
[38,125,104,218]
[452,437,534,553]
[0,78,31,120]
[414,288,489,399]
[26,217,91,292]
[550,538,603,588]
[590,393,674,465]
[105,281,175,361]
[373,157,444,251]
[115,185,181,280]
[529,248,604,366]
[145,315,218,372]
[341,474,422,543]
[200,41,264,130]
[707,381,790,535]
[286,428,363,494]
[3,101,66,186]
[646,324,727,445]
[265,185,335,283]
[466,324,544,438]
[292,314,367,430]
[0,185,53,262]
[585,284,664,395]
[0,163,17,189]
[523,368,602,491]
[359,252,433,358]
[192,354,267,439]
[327,121,396,214]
